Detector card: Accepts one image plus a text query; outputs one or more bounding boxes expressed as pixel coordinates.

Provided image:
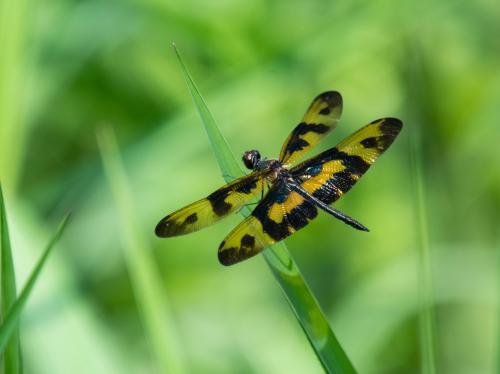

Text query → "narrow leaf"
[0,213,70,352]
[404,46,437,374]
[173,44,357,373]
[0,184,21,373]
[97,127,187,374]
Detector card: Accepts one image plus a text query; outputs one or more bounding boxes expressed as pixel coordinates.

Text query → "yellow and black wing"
[155,171,266,237]
[291,117,403,205]
[218,117,402,266]
[218,182,318,265]
[279,91,343,166]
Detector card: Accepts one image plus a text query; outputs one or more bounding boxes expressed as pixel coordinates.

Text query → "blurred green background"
[1,0,499,372]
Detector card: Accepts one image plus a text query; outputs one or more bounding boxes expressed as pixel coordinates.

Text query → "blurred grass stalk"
[405,44,437,374]
[411,134,436,374]
[497,236,500,373]
[409,113,436,374]
[0,0,28,191]
[1,185,22,374]
[173,44,356,373]
[0,201,70,353]
[97,128,187,374]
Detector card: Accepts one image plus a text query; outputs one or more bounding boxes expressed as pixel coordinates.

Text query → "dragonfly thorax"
[257,158,288,183]
[242,150,286,182]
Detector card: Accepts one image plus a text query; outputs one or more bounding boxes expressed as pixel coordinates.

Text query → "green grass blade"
[496,241,500,374]
[404,45,437,374]
[0,212,70,352]
[409,121,437,374]
[0,184,22,373]
[97,127,187,374]
[0,0,29,191]
[173,44,357,373]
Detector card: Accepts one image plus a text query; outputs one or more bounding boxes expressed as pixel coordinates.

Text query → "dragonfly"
[155,91,402,266]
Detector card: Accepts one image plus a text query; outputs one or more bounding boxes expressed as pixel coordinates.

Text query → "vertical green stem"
[98,128,187,374]
[0,185,22,373]
[496,236,500,373]
[0,0,29,190]
[409,123,436,374]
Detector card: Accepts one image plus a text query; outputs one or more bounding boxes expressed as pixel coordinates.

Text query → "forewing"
[279,91,342,166]
[291,117,403,204]
[218,182,318,265]
[155,172,266,237]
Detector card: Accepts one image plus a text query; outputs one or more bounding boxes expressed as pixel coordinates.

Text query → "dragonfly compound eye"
[242,150,260,170]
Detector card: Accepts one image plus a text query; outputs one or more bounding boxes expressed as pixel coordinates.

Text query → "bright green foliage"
[1,0,500,372]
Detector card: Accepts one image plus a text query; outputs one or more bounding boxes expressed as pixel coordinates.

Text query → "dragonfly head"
[242,150,261,170]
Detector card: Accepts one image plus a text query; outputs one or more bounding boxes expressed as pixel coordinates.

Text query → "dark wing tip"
[218,240,248,266]
[155,216,174,237]
[316,91,343,107]
[218,247,237,266]
[368,118,403,148]
[381,117,403,132]
[155,221,167,237]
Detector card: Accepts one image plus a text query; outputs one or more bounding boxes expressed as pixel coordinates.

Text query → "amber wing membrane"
[218,181,317,265]
[218,117,402,265]
[279,91,343,166]
[155,171,266,237]
[291,117,403,205]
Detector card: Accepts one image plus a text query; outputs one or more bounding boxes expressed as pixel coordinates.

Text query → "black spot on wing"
[286,138,310,154]
[234,177,259,194]
[253,211,290,241]
[310,169,359,206]
[282,122,330,160]
[361,119,402,151]
[300,123,330,134]
[252,187,291,241]
[361,135,394,150]
[207,191,232,216]
[312,182,341,204]
[331,170,358,193]
[207,175,263,217]
[335,150,371,174]
[185,213,198,223]
[360,137,378,149]
[218,246,239,266]
[319,107,331,115]
[218,235,257,266]
[241,234,255,249]
[252,182,317,241]
[286,201,318,231]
